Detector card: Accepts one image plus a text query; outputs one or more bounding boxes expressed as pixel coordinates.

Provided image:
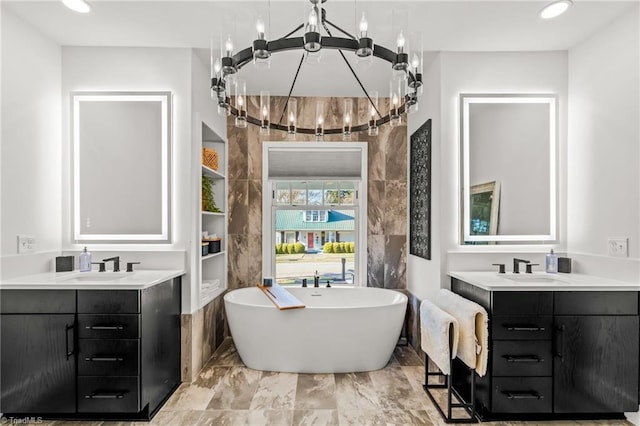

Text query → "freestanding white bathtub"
[224,286,407,373]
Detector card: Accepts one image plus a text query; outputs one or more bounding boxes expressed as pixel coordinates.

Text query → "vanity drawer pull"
[84,392,125,399]
[78,377,140,413]
[84,356,124,362]
[506,325,545,332]
[85,324,125,331]
[505,355,544,363]
[65,323,75,360]
[504,391,544,400]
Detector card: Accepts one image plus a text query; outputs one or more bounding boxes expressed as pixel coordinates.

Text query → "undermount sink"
[59,272,133,283]
[505,274,569,285]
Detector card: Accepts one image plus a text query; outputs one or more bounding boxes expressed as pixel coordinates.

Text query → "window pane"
[307,182,323,205]
[274,209,356,286]
[276,190,291,205]
[324,181,339,204]
[291,181,307,205]
[339,189,355,205]
[339,181,355,205]
[275,182,290,205]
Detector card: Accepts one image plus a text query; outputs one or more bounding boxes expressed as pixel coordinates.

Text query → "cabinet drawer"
[492,292,553,315]
[492,315,552,340]
[78,314,140,339]
[78,340,140,376]
[492,377,552,413]
[493,340,552,376]
[78,290,140,314]
[555,292,638,315]
[78,376,140,413]
[1,290,75,313]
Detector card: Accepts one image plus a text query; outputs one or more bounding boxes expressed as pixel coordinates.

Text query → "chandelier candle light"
[368,91,379,136]
[253,16,270,67]
[235,79,247,128]
[212,0,423,135]
[260,91,270,135]
[287,98,297,137]
[315,101,324,140]
[343,98,353,140]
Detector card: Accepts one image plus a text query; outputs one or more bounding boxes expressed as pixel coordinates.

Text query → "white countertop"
[449,271,640,292]
[0,270,185,290]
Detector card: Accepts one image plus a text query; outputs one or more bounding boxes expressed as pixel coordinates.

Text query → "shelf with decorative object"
[195,119,228,310]
[202,250,226,261]
[202,164,225,180]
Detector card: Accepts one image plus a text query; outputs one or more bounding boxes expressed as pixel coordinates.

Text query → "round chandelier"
[210,0,423,139]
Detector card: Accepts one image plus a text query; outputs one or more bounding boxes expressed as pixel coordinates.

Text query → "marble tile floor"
[12,339,633,426]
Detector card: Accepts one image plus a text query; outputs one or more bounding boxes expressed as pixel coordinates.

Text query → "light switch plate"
[17,235,35,253]
[608,238,628,257]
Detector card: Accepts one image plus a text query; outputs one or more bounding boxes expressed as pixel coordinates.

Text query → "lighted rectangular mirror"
[460,93,557,244]
[72,91,171,243]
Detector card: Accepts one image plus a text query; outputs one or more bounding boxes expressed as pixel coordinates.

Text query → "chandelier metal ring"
[227,38,412,134]
[211,1,422,135]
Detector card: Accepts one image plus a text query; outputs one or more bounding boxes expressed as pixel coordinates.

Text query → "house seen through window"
[272,180,358,286]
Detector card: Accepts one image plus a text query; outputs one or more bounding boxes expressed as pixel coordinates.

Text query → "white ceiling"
[3,0,638,96]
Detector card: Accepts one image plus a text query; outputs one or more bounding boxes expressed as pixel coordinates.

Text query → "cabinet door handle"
[506,325,545,332]
[504,391,544,400]
[85,324,125,331]
[65,323,75,360]
[84,356,124,362]
[84,392,125,399]
[504,355,544,363]
[555,324,565,360]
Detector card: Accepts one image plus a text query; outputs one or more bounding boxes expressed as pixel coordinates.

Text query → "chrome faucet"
[346,272,355,284]
[513,258,530,274]
[103,256,120,272]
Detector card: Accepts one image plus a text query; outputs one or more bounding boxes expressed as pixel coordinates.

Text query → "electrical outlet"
[608,237,628,257]
[17,235,36,254]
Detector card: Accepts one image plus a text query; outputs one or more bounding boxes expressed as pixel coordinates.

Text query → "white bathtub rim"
[224,286,407,310]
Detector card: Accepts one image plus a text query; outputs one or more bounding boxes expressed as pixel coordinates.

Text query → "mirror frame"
[71,91,172,243]
[460,93,558,244]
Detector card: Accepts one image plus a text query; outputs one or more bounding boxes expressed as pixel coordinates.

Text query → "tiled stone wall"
[181,295,226,382]
[226,96,407,290]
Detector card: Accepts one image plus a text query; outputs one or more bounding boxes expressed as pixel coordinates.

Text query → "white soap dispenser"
[79,247,92,272]
[545,249,558,274]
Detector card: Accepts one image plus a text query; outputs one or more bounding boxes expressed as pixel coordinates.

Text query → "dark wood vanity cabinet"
[0,291,77,413]
[451,278,639,419]
[77,290,143,414]
[0,277,181,419]
[553,292,639,413]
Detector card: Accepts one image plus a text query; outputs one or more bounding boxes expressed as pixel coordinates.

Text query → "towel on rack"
[419,299,459,375]
[435,289,489,376]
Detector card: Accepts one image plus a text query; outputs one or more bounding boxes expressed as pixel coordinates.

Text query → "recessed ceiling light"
[62,0,91,13]
[539,0,573,19]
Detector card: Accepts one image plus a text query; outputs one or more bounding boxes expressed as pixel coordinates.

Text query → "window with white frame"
[262,142,367,287]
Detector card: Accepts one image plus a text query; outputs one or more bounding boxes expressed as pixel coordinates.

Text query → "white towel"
[420,299,459,375]
[435,289,489,377]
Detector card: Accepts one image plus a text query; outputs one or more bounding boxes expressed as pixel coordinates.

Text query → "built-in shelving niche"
[198,121,227,308]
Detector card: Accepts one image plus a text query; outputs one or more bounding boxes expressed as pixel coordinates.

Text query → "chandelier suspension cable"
[277,53,306,125]
[324,18,356,41]
[279,23,305,40]
[321,19,383,120]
